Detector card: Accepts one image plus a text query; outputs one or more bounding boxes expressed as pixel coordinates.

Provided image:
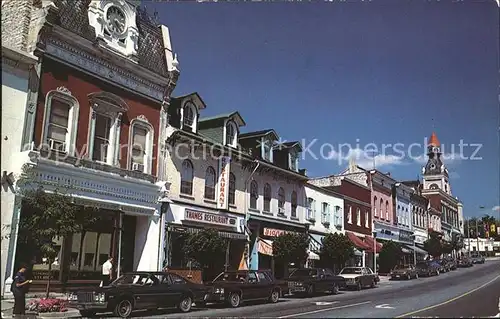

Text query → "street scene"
[1,0,499,318]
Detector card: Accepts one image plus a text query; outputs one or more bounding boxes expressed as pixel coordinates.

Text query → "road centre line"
[395,273,500,318]
[278,301,372,318]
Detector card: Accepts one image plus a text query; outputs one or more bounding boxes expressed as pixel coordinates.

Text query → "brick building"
[2,0,179,292]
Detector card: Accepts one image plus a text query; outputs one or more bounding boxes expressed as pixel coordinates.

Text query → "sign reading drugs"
[217,156,231,210]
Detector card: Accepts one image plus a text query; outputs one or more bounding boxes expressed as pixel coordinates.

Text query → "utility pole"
[476,218,480,253]
[467,217,471,254]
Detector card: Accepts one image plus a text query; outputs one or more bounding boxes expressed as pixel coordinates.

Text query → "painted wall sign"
[217,156,231,210]
[263,228,298,238]
[399,229,414,242]
[184,209,236,227]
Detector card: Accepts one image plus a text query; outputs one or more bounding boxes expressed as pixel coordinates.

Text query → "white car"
[338,267,379,290]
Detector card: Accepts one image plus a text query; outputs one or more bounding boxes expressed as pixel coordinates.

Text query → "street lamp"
[410,234,416,266]
[372,230,377,274]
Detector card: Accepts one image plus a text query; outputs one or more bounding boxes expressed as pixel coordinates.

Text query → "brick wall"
[1,0,45,53]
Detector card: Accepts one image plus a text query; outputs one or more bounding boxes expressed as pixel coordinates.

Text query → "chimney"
[386,172,391,176]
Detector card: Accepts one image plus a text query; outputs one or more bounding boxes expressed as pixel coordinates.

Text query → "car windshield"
[394,265,409,270]
[112,274,156,286]
[290,269,317,277]
[213,272,247,282]
[340,267,362,274]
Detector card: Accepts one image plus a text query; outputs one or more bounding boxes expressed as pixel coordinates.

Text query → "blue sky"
[150,1,499,218]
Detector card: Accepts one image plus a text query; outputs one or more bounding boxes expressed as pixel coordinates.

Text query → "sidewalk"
[1,295,80,319]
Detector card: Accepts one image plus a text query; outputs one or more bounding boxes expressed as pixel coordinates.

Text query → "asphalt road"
[120,259,500,318]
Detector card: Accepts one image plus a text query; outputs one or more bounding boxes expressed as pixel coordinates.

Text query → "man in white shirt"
[102,256,113,286]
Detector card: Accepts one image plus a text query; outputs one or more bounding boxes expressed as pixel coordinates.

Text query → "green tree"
[424,232,442,258]
[378,240,403,273]
[16,164,99,298]
[441,241,453,255]
[273,232,309,270]
[319,233,354,273]
[182,229,227,281]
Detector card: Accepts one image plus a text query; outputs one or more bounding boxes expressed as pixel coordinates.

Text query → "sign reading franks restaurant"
[184,209,236,227]
[217,156,231,210]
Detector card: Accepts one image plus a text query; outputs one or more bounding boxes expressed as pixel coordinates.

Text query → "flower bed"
[27,298,68,313]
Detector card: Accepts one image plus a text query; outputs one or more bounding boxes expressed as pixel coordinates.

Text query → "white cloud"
[328,147,405,169]
[493,206,500,212]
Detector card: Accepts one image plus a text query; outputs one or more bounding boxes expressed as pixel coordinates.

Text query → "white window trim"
[348,206,352,224]
[260,137,273,162]
[41,87,80,155]
[128,115,155,174]
[356,208,361,226]
[86,92,128,166]
[180,101,197,133]
[365,211,369,228]
[289,151,299,172]
[223,119,238,147]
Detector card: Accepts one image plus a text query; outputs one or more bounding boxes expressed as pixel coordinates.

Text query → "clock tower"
[422,132,451,195]
[88,0,140,60]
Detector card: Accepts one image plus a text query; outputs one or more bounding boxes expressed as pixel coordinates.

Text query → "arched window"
[204,166,216,200]
[278,188,285,213]
[182,102,196,132]
[291,191,297,218]
[356,208,361,226]
[374,196,378,217]
[264,183,271,212]
[380,198,384,219]
[385,201,389,220]
[225,121,237,147]
[180,160,194,195]
[228,173,236,205]
[250,180,258,209]
[429,183,439,190]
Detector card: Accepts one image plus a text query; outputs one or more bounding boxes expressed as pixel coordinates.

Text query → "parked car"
[436,259,451,272]
[457,257,473,268]
[470,253,485,264]
[390,264,419,280]
[286,268,346,296]
[415,261,440,277]
[444,257,458,270]
[337,267,378,290]
[68,271,209,318]
[204,270,283,308]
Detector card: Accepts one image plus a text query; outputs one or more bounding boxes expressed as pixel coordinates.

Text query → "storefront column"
[117,212,123,278]
[249,233,259,270]
[362,251,366,267]
[3,200,21,297]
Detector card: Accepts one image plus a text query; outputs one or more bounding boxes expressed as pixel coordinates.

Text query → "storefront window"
[30,237,63,281]
[68,231,113,280]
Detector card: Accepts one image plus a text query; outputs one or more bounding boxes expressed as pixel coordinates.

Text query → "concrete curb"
[36,309,80,319]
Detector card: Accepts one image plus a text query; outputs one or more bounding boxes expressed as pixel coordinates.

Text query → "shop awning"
[170,226,247,240]
[346,231,371,250]
[404,244,428,255]
[401,247,412,254]
[364,236,383,253]
[258,238,273,256]
[308,250,320,260]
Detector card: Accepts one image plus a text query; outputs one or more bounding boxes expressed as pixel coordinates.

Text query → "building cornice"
[38,26,168,102]
[1,45,38,68]
[305,182,345,199]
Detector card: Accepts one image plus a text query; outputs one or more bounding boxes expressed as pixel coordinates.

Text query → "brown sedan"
[390,264,419,280]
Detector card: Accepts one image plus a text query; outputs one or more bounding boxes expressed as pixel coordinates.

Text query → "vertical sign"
[217,156,231,210]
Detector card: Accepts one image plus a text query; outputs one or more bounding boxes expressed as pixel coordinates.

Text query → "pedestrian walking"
[101,256,113,287]
[11,263,32,317]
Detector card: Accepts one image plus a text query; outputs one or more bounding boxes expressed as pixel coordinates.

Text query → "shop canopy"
[404,244,428,255]
[308,250,320,260]
[258,238,273,256]
[364,236,383,253]
[346,231,372,251]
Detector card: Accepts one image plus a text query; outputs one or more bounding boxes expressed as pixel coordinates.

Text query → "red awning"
[364,236,383,253]
[346,231,371,250]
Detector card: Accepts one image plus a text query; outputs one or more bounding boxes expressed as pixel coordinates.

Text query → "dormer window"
[289,151,299,172]
[182,101,197,133]
[224,120,237,147]
[261,138,273,162]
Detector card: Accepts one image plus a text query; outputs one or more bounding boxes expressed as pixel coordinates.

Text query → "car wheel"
[178,295,193,313]
[356,282,362,291]
[436,270,440,276]
[332,283,340,294]
[415,273,419,279]
[114,298,133,318]
[370,279,376,288]
[79,310,96,318]
[228,292,241,308]
[307,285,315,296]
[406,274,411,280]
[269,289,280,303]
